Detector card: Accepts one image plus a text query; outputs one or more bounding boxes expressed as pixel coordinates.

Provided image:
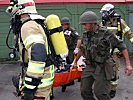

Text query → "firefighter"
[61,17,80,92]
[5,0,66,99]
[73,11,132,100]
[100,3,133,98]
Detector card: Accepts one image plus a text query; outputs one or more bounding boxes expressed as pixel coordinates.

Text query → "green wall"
[0,4,131,59]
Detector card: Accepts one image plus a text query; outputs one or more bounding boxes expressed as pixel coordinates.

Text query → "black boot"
[62,85,67,92]
[12,75,19,92]
[50,88,54,100]
[110,90,116,98]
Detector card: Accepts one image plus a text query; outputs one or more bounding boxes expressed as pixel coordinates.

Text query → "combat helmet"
[80,11,98,24]
[61,17,70,24]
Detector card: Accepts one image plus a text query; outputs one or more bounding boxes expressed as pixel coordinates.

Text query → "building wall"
[0,4,132,59]
[128,4,133,52]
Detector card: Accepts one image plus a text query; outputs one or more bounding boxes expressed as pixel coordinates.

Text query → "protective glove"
[60,52,68,59]
[24,75,42,100]
[74,48,79,54]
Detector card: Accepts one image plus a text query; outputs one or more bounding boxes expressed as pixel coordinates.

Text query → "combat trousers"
[80,71,111,100]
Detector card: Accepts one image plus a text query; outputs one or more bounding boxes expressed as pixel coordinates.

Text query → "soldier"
[73,11,133,100]
[61,17,80,64]
[100,3,133,98]
[6,0,55,100]
[61,17,80,92]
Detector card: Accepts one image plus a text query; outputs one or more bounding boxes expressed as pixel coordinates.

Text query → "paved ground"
[0,59,133,100]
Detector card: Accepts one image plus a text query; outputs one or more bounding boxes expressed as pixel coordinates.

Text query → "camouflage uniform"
[80,26,126,100]
[64,27,79,64]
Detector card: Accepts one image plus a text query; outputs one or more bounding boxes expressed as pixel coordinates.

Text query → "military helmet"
[80,11,98,24]
[61,17,70,24]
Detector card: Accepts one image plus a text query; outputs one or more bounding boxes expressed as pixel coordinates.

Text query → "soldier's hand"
[125,65,133,76]
[73,62,78,68]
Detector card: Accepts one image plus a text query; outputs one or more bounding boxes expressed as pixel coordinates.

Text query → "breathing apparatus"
[6,0,22,59]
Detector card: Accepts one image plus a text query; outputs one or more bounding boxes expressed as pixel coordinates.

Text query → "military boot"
[110,90,116,98]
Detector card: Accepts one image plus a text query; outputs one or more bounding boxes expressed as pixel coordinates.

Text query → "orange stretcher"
[52,66,83,87]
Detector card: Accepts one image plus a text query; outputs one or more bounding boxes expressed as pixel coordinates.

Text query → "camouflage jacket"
[80,26,126,65]
[64,27,79,50]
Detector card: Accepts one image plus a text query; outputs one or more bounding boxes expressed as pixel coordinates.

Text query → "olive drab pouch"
[104,57,116,80]
[92,37,110,63]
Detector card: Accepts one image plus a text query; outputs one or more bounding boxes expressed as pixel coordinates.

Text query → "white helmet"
[100,4,114,13]
[11,0,37,16]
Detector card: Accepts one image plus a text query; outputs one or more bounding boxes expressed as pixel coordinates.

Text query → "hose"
[6,28,15,49]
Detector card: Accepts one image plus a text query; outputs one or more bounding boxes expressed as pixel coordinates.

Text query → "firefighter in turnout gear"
[6,0,68,99]
[100,3,133,98]
[61,17,80,92]
[73,11,132,100]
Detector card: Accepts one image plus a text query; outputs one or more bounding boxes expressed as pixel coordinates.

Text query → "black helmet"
[80,11,98,24]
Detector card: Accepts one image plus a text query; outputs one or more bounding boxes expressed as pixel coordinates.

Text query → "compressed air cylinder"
[45,14,68,55]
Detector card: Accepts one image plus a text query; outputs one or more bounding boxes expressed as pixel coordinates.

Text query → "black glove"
[24,75,42,100]
[24,88,35,100]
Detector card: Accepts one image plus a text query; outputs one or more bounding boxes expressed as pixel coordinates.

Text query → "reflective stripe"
[107,27,117,30]
[27,61,46,74]
[10,2,14,5]
[23,35,44,48]
[25,83,36,89]
[114,48,119,53]
[38,65,54,88]
[38,79,54,88]
[19,80,23,89]
[122,26,130,35]
[111,80,118,85]
[130,38,133,43]
[25,65,54,89]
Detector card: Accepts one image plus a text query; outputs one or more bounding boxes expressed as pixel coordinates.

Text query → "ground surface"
[0,59,133,100]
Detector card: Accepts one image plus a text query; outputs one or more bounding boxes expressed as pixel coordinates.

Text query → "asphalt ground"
[0,59,133,100]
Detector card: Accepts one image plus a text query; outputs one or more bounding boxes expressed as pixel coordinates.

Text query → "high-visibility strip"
[38,79,54,88]
[27,61,46,74]
[38,65,54,88]
[42,65,54,81]
[111,80,118,85]
[19,79,23,88]
[10,2,14,5]
[23,35,44,49]
[114,48,119,53]
[107,27,117,30]
[122,26,130,35]
[130,38,133,43]
[24,83,36,89]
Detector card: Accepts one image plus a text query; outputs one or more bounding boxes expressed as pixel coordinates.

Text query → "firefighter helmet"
[11,0,37,16]
[100,4,115,17]
[80,11,98,24]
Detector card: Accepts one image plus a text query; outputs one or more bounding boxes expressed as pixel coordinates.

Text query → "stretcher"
[52,64,84,87]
